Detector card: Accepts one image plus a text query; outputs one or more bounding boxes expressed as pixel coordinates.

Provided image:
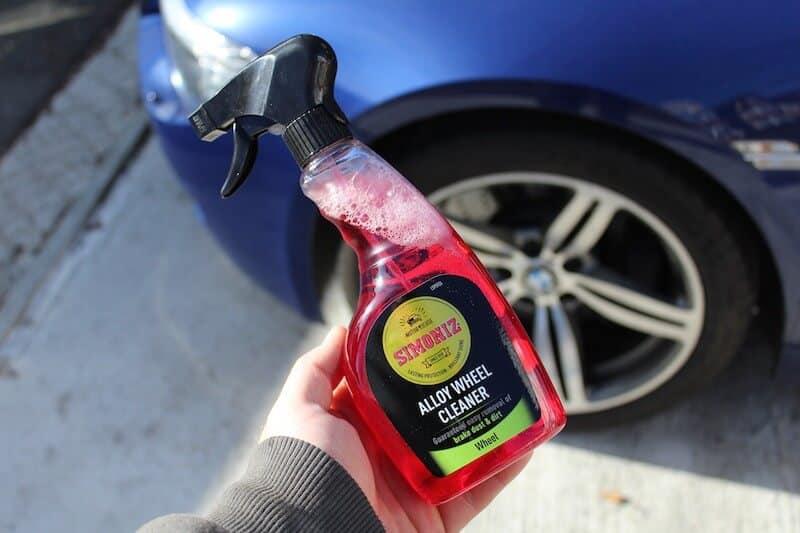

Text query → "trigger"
[221,120,259,198]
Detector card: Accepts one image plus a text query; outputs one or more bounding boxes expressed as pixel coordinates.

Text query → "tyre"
[320,125,757,427]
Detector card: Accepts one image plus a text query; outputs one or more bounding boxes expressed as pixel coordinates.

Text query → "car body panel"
[356,81,800,346]
[139,2,800,344]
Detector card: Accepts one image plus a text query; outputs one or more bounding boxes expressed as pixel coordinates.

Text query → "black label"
[365,274,541,476]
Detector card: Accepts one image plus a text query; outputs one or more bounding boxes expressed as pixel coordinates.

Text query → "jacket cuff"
[207,436,384,533]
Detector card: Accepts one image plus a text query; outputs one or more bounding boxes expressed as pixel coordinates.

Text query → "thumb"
[275,326,346,409]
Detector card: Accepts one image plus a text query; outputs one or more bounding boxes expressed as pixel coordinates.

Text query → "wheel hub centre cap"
[526,266,557,295]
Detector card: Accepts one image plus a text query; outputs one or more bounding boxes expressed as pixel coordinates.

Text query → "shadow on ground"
[557,321,800,494]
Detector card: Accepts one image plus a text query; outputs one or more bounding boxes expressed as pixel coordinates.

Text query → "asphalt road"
[0,8,144,321]
[0,0,133,155]
[0,140,797,532]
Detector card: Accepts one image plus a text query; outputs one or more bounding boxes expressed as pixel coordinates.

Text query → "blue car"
[138,0,800,425]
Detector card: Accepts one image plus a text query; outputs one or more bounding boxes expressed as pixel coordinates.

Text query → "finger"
[277,326,346,408]
[330,384,392,487]
[439,451,533,531]
[329,380,355,417]
[331,389,428,532]
[330,383,374,446]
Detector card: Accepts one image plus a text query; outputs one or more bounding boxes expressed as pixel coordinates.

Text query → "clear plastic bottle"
[301,139,566,504]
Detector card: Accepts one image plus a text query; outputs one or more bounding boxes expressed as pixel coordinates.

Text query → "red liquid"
[332,218,565,504]
[303,139,565,504]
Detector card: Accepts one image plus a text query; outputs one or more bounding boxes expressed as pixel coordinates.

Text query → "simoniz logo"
[393,317,463,366]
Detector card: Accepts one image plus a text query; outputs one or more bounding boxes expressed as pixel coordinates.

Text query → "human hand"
[261,326,531,532]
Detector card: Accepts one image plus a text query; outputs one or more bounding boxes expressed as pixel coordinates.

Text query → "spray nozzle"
[188,34,351,198]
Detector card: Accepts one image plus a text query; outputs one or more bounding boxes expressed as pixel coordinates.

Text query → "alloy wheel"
[428,172,705,414]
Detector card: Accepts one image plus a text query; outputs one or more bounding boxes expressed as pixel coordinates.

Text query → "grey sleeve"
[138,437,385,533]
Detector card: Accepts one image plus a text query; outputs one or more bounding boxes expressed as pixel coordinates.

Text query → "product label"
[366,274,540,477]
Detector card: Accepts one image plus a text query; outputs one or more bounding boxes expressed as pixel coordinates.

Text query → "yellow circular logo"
[382,297,471,385]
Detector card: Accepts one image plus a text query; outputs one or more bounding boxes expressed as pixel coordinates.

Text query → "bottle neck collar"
[283,106,352,167]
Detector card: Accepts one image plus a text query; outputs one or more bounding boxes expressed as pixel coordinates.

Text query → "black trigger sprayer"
[189,34,351,197]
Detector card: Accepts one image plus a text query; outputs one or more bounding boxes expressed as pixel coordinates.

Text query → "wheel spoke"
[550,303,587,403]
[450,220,521,258]
[562,202,616,258]
[533,304,564,398]
[542,191,594,253]
[475,252,514,271]
[542,191,617,258]
[568,273,695,341]
[573,272,695,324]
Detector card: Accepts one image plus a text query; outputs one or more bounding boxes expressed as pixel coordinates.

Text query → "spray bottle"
[189,35,565,504]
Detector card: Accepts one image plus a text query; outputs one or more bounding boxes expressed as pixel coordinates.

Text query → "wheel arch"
[313,80,789,350]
